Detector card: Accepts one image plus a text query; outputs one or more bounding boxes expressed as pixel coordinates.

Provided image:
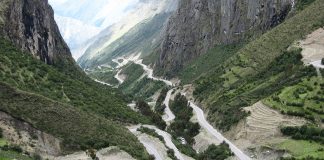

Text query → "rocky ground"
[0,111,62,158]
[299,28,324,64]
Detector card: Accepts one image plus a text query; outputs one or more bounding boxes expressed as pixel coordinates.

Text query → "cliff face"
[157,0,294,77]
[0,0,74,65]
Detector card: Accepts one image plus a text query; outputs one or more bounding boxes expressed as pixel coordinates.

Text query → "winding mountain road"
[129,125,185,160]
[143,125,185,160]
[189,102,251,160]
[114,70,125,84]
[129,127,163,160]
[134,59,173,86]
[162,89,176,122]
[114,56,250,160]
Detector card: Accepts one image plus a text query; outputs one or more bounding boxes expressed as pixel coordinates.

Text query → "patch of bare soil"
[225,102,306,159]
[298,28,324,64]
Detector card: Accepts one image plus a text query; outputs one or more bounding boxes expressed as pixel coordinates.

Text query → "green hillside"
[119,63,166,100]
[0,83,150,159]
[0,38,148,124]
[0,38,151,159]
[191,0,324,131]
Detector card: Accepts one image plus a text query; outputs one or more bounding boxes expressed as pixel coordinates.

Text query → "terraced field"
[244,102,306,138]
[227,102,306,159]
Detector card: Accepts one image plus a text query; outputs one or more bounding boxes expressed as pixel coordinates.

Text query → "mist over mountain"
[48,0,140,59]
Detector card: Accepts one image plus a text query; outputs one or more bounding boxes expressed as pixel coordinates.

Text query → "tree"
[321,58,324,65]
[197,142,233,160]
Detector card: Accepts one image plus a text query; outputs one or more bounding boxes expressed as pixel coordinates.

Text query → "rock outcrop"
[0,111,62,158]
[156,0,294,77]
[0,0,74,66]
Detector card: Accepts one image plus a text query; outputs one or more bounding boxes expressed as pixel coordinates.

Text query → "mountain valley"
[0,0,323,160]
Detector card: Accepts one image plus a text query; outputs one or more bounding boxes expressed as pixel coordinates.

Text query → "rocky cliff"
[156,0,294,77]
[0,0,74,66]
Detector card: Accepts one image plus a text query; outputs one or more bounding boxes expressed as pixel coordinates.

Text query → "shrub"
[167,149,177,160]
[197,142,233,160]
[136,100,166,130]
[169,94,200,144]
[281,125,324,143]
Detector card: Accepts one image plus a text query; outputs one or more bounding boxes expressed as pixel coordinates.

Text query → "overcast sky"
[48,0,139,28]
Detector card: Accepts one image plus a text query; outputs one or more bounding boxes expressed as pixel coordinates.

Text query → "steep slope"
[49,0,140,59]
[0,82,149,159]
[79,13,171,69]
[0,0,152,159]
[0,0,75,69]
[193,0,324,131]
[155,0,294,77]
[78,0,178,69]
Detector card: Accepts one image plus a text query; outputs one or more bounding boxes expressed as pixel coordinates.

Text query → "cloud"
[48,0,139,28]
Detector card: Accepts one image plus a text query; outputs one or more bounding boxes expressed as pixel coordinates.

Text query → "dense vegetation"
[192,0,324,131]
[169,94,200,145]
[264,73,324,123]
[195,49,315,131]
[0,38,147,124]
[0,83,150,159]
[0,38,152,159]
[197,142,233,160]
[281,125,324,143]
[179,44,243,84]
[296,0,316,11]
[119,63,166,100]
[87,67,119,86]
[136,101,167,130]
[172,138,197,158]
[154,88,168,115]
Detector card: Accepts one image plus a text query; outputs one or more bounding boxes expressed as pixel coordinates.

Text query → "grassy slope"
[276,140,324,159]
[0,83,150,159]
[0,38,151,159]
[193,0,324,131]
[87,67,120,86]
[264,75,324,122]
[0,38,148,124]
[0,150,32,160]
[179,44,243,84]
[120,63,165,100]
